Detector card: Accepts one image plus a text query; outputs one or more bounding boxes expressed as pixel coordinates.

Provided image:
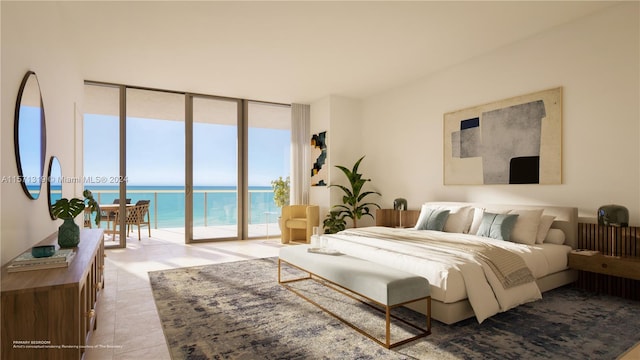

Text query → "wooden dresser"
[1,229,105,360]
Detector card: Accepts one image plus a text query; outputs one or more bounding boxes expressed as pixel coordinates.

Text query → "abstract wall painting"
[311,131,327,186]
[444,87,562,185]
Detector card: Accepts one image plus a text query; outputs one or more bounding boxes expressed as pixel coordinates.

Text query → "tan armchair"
[281,205,320,244]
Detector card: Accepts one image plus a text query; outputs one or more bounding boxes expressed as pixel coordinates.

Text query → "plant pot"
[278,217,288,244]
[58,218,80,248]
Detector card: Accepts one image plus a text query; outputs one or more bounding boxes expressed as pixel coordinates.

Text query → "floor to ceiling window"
[83,82,291,246]
[126,88,185,237]
[83,84,126,248]
[190,95,240,241]
[247,101,291,239]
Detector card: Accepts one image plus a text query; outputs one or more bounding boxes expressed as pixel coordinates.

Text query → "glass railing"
[85,187,281,230]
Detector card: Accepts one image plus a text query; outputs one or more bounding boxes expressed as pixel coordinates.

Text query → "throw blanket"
[327,226,543,323]
[340,227,534,289]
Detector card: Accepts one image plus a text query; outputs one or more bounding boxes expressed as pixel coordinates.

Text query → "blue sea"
[59,185,280,228]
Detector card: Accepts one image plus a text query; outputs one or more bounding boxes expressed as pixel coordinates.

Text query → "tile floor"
[85,230,640,360]
[85,230,282,360]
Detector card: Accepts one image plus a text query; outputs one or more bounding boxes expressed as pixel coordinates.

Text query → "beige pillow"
[440,206,474,233]
[536,215,556,244]
[544,228,566,245]
[468,208,485,235]
[508,209,543,245]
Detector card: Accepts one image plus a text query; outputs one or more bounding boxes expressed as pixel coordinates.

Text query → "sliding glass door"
[126,88,185,238]
[85,82,290,245]
[188,95,240,242]
[84,84,126,248]
[247,101,291,239]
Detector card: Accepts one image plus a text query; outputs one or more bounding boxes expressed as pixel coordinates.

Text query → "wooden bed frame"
[376,202,579,324]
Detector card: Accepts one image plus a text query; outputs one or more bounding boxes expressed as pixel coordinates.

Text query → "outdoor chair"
[124,200,151,240]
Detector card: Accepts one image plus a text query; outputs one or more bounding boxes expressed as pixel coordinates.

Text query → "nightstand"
[375,209,420,228]
[568,251,640,281]
[572,223,640,299]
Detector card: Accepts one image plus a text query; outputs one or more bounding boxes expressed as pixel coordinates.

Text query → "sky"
[17,106,45,187]
[84,114,290,187]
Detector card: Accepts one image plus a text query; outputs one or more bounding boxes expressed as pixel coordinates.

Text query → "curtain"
[291,103,310,205]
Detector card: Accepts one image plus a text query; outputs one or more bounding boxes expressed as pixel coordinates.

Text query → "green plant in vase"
[271,176,290,208]
[322,210,346,234]
[329,156,381,228]
[83,189,100,226]
[271,176,290,233]
[51,190,101,248]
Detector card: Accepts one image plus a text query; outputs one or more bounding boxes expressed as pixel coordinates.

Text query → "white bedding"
[324,226,572,323]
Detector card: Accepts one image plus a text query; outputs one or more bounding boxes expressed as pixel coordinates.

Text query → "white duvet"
[324,227,572,323]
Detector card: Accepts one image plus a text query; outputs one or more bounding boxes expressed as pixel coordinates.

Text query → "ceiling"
[58,1,616,104]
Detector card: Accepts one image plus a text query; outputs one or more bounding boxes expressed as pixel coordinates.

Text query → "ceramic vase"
[58,218,80,248]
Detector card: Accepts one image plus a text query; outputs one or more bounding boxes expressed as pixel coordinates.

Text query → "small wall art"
[311,131,327,186]
[444,87,562,185]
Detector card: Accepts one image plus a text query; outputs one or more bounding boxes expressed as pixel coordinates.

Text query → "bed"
[323,202,579,324]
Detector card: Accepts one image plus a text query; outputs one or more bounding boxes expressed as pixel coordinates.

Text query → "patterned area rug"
[149,257,640,360]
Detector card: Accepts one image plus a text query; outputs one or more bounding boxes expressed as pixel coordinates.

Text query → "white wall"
[1,2,84,265]
[310,95,374,229]
[309,96,331,217]
[360,3,640,223]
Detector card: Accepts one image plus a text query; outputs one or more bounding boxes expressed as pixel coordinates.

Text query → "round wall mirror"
[47,156,62,220]
[14,71,47,200]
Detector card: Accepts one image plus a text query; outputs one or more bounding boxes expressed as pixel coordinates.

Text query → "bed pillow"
[544,228,566,245]
[469,207,510,234]
[426,205,474,233]
[535,215,556,244]
[468,207,485,235]
[476,212,519,241]
[414,206,450,231]
[508,209,544,245]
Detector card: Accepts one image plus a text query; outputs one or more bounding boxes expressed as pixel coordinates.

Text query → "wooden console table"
[571,223,640,300]
[1,229,105,360]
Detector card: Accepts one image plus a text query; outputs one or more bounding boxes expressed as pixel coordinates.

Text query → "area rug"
[149,257,640,360]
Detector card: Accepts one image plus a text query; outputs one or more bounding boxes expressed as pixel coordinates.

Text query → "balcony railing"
[87,188,280,231]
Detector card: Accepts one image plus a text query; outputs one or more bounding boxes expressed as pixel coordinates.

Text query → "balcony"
[85,187,282,243]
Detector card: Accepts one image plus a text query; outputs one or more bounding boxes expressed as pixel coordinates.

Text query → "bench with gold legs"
[278,245,431,349]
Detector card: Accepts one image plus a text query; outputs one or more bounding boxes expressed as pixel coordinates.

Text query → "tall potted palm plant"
[329,156,381,228]
[271,176,290,233]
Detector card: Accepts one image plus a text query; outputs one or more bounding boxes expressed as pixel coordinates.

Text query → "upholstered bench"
[278,245,431,348]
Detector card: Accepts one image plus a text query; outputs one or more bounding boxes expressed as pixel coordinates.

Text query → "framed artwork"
[311,131,327,186]
[444,87,562,185]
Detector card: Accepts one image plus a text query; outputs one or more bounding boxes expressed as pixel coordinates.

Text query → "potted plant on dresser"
[271,176,290,234]
[51,190,100,248]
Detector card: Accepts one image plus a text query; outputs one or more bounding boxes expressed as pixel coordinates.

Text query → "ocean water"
[81,185,278,228]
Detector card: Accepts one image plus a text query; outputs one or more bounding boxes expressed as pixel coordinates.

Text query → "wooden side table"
[375,209,420,228]
[568,251,640,280]
[571,223,640,299]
